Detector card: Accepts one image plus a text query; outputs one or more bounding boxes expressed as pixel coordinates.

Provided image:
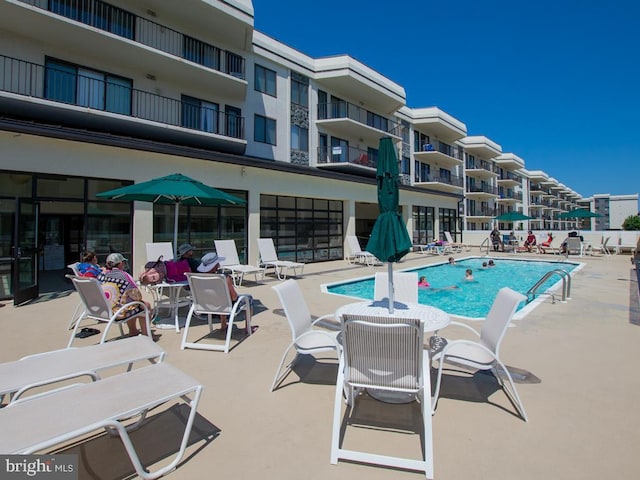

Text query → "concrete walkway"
[1,250,639,479]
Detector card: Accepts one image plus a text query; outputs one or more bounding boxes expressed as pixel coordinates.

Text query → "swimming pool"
[322,257,583,320]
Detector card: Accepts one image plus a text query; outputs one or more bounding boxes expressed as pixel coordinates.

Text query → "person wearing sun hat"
[196,252,243,331]
[98,252,153,337]
[177,243,200,272]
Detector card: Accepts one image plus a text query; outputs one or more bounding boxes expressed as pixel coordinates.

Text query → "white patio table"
[149,281,191,333]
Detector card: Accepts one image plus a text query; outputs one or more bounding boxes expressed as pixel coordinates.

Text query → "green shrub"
[622,215,640,231]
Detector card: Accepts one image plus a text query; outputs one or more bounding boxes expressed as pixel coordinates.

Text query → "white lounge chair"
[590,236,612,256]
[68,276,151,348]
[0,363,203,480]
[373,271,419,304]
[270,279,340,391]
[345,235,380,266]
[616,231,639,254]
[0,335,164,405]
[444,231,467,252]
[181,273,253,353]
[214,239,264,286]
[257,238,304,280]
[330,313,433,478]
[431,287,528,421]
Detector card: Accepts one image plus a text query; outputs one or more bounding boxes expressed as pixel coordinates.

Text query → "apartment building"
[578,194,639,231]
[1,0,635,303]
[0,0,465,302]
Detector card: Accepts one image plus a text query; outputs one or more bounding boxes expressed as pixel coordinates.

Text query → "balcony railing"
[465,159,495,172]
[317,145,378,169]
[498,171,521,182]
[498,191,523,201]
[415,172,463,188]
[466,208,497,216]
[317,101,400,136]
[466,184,499,195]
[415,140,463,160]
[17,0,246,79]
[0,55,245,139]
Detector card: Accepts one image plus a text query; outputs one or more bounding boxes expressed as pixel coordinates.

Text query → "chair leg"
[180,306,195,350]
[431,356,446,414]
[330,355,346,464]
[493,361,528,422]
[270,345,296,391]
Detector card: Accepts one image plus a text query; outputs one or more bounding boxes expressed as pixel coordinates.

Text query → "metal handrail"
[527,269,571,304]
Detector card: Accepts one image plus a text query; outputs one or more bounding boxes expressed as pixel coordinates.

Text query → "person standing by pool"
[490,226,503,252]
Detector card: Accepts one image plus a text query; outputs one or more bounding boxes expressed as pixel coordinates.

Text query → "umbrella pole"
[173,203,179,258]
[387,262,394,314]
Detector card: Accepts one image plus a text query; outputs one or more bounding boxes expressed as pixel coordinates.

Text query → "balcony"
[465,159,497,179]
[466,183,499,200]
[317,101,401,145]
[413,140,463,168]
[496,171,522,187]
[414,172,464,194]
[316,145,378,178]
[0,55,246,154]
[496,190,523,202]
[6,0,248,100]
[466,207,497,218]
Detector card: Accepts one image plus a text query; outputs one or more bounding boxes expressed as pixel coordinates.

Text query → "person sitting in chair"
[524,231,537,252]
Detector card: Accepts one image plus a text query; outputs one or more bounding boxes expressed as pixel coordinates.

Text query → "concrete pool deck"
[1,249,639,479]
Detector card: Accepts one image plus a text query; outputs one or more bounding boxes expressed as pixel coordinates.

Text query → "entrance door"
[12,198,39,305]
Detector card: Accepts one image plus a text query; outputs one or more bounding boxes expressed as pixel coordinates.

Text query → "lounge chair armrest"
[296,329,341,350]
[11,372,101,404]
[441,320,481,337]
[311,313,341,331]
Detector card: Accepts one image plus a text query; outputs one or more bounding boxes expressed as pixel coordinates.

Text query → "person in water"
[418,276,430,287]
[465,269,474,281]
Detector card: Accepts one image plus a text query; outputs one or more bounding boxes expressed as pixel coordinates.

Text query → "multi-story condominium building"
[578,194,639,230]
[0,0,635,303]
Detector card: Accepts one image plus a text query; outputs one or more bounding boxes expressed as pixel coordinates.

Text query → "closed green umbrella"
[97,173,246,257]
[494,211,533,222]
[366,137,413,313]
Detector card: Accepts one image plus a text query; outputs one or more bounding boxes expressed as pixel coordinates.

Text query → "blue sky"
[253,0,639,207]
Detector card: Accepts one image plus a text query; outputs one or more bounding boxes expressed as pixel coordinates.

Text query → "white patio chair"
[374,271,419,304]
[145,242,174,262]
[590,236,612,256]
[257,238,304,280]
[0,336,164,405]
[0,362,203,480]
[345,235,380,266]
[180,273,253,353]
[67,276,151,348]
[214,239,264,286]
[330,313,433,478]
[270,279,340,391]
[444,231,466,252]
[431,287,528,421]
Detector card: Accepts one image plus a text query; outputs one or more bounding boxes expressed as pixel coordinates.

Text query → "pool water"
[324,257,580,319]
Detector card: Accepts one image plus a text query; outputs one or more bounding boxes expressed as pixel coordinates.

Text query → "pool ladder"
[527,269,571,304]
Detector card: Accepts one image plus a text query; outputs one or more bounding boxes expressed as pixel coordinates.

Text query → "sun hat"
[177,243,194,257]
[106,253,127,267]
[197,252,225,273]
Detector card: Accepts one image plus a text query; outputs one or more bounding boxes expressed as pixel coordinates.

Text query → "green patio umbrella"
[366,137,413,313]
[494,211,533,222]
[557,209,603,219]
[97,173,246,257]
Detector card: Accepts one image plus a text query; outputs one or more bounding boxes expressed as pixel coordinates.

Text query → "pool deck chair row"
[257,238,304,280]
[0,362,203,480]
[214,239,265,287]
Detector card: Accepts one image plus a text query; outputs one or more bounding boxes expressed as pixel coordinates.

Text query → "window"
[291,72,309,107]
[181,95,219,133]
[255,64,276,96]
[317,90,328,119]
[414,131,430,152]
[331,137,348,163]
[254,114,276,144]
[45,59,132,115]
[366,111,388,132]
[291,125,308,152]
[412,206,434,245]
[225,105,242,139]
